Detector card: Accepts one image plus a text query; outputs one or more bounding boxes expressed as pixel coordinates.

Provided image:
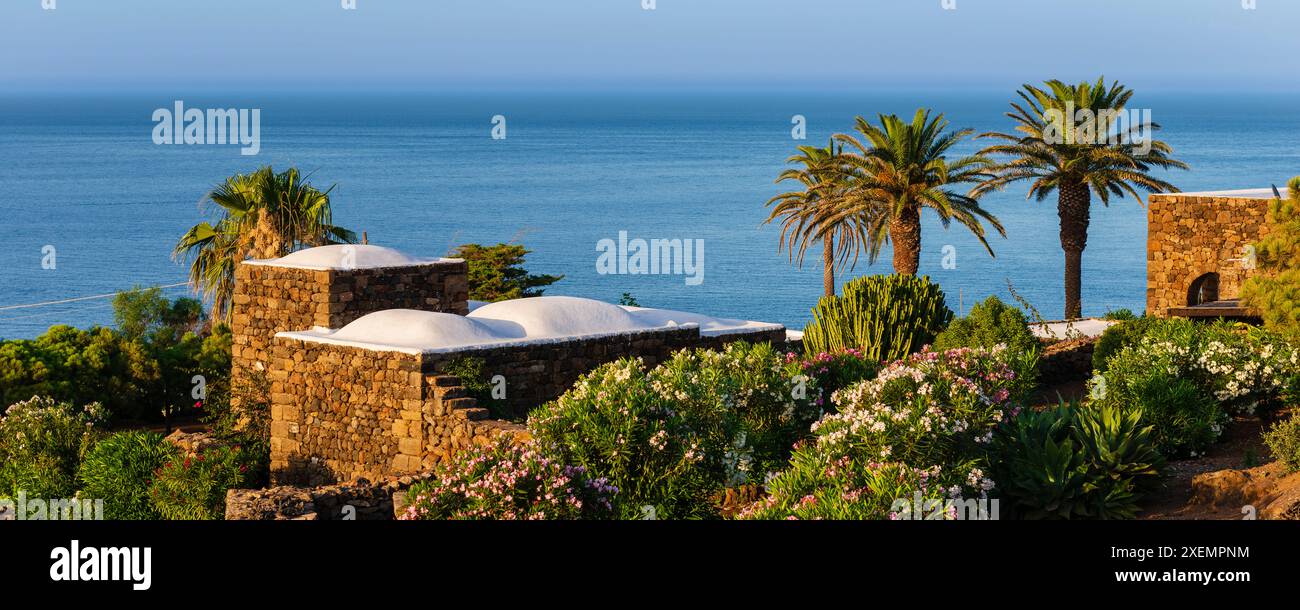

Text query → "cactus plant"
[801,274,952,360]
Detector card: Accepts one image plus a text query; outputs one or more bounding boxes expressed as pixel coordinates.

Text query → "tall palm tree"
[173,166,356,321]
[831,108,1004,275]
[764,140,874,296]
[976,78,1187,319]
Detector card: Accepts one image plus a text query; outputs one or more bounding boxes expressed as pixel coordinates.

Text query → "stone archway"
[1187,272,1220,306]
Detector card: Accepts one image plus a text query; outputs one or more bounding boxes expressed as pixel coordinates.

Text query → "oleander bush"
[788,347,879,412]
[1091,315,1160,373]
[0,396,105,500]
[148,445,253,520]
[740,346,1023,520]
[993,401,1163,520]
[802,274,952,361]
[1264,414,1300,473]
[398,440,617,520]
[529,342,818,519]
[77,430,178,520]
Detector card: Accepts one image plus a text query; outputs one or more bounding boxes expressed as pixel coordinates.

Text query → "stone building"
[231,244,788,485]
[1147,188,1285,319]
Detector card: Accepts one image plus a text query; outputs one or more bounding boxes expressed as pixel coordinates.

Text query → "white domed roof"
[246,244,455,270]
[328,309,518,349]
[468,296,655,338]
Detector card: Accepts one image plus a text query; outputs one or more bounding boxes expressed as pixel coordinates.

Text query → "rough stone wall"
[231,260,468,376]
[1147,193,1272,317]
[268,336,526,486]
[423,327,787,420]
[225,475,428,520]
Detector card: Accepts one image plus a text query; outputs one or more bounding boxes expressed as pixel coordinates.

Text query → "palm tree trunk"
[889,205,922,275]
[1058,179,1091,319]
[823,233,835,297]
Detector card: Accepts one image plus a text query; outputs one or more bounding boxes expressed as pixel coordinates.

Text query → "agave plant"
[173,166,356,321]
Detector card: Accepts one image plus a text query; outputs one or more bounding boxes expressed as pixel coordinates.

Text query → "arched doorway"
[1187,272,1220,306]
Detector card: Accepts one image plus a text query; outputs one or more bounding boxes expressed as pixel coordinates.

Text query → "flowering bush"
[529,358,725,519]
[787,347,878,412]
[529,342,817,519]
[650,341,820,483]
[399,440,616,520]
[1098,320,1300,416]
[741,346,1022,520]
[148,445,252,520]
[0,396,105,499]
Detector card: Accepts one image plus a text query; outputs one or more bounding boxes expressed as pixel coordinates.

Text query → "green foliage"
[993,402,1163,520]
[148,445,252,520]
[1118,373,1224,459]
[1264,414,1300,473]
[398,440,617,520]
[441,356,512,420]
[452,243,563,302]
[528,343,816,519]
[1103,308,1138,321]
[200,366,271,487]
[802,274,952,360]
[934,296,1038,354]
[618,293,640,307]
[77,430,178,520]
[1242,176,1300,335]
[1091,315,1160,373]
[0,396,105,499]
[0,293,231,423]
[742,346,1023,520]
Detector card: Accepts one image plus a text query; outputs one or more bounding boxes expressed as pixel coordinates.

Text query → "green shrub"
[528,359,724,519]
[741,346,1023,520]
[451,243,563,302]
[1264,414,1300,473]
[801,274,952,360]
[649,342,819,482]
[1091,316,1160,373]
[398,440,617,520]
[1103,308,1138,321]
[993,402,1163,519]
[148,445,252,520]
[1123,374,1224,459]
[934,295,1039,355]
[77,430,178,520]
[0,396,104,499]
[528,343,817,519]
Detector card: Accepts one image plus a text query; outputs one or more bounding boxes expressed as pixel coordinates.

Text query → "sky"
[0,0,1295,92]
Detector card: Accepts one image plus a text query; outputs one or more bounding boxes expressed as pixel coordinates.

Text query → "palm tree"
[831,108,1004,275]
[764,140,874,296]
[173,166,356,321]
[976,78,1187,319]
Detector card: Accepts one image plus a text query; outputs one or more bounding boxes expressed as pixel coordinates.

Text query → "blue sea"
[3,90,1299,339]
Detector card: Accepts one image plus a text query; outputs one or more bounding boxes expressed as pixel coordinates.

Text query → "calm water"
[3,91,1299,339]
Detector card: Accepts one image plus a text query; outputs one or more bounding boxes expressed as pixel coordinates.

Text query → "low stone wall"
[1037,337,1098,387]
[424,327,788,420]
[225,475,427,520]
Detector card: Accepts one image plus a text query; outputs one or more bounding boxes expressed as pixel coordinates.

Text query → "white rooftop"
[278,296,784,353]
[244,244,459,271]
[1030,318,1118,340]
[1165,187,1288,199]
